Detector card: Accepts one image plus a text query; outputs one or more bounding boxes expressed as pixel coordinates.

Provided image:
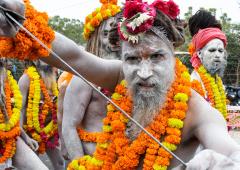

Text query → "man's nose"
[215,51,223,59]
[137,61,153,80]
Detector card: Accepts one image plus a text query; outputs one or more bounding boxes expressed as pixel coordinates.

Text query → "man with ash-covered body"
[1,0,240,169]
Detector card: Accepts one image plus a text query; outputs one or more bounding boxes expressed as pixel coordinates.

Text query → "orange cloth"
[58,72,73,87]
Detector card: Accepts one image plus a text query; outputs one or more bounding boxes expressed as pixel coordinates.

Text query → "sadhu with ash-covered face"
[1,0,240,169]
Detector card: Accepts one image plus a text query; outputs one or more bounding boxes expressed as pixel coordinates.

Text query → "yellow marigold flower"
[102,125,112,132]
[181,71,190,80]
[174,93,189,102]
[86,23,94,32]
[105,9,112,17]
[198,66,207,73]
[120,80,127,87]
[120,115,129,123]
[153,164,167,170]
[98,143,109,149]
[95,13,103,21]
[5,124,10,131]
[107,104,115,112]
[112,93,122,100]
[0,124,5,130]
[79,166,86,170]
[95,8,101,13]
[43,121,53,134]
[70,160,79,169]
[83,155,92,161]
[168,118,183,129]
[90,157,103,166]
[162,142,177,151]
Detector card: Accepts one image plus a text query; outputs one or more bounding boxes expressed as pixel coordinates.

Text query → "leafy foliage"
[49,16,86,45]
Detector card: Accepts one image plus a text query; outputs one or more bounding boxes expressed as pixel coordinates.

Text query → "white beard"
[125,73,174,140]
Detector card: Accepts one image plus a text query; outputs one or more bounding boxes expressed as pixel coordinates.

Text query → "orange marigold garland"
[24,66,59,154]
[191,80,205,97]
[0,70,22,163]
[0,0,55,60]
[83,0,121,40]
[68,59,191,170]
[195,66,227,118]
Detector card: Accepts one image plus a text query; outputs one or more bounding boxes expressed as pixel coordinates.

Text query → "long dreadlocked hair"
[188,9,222,37]
[85,20,108,57]
[85,13,118,57]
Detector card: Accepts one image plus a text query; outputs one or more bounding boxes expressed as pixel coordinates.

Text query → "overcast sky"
[31,0,240,23]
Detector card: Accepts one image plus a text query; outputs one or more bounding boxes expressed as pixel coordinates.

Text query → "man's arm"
[57,80,68,132]
[57,80,68,159]
[41,32,122,92]
[62,76,92,159]
[190,90,240,155]
[0,0,121,92]
[18,74,29,129]
[18,74,39,151]
[0,0,25,37]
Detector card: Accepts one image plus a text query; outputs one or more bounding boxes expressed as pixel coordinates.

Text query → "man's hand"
[186,149,240,170]
[25,137,39,151]
[61,143,70,160]
[0,0,25,37]
[0,158,14,169]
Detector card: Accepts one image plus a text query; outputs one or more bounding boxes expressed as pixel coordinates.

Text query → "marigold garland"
[0,70,22,163]
[24,66,59,154]
[83,0,121,40]
[193,66,227,118]
[0,0,55,60]
[189,43,227,119]
[191,80,205,97]
[68,59,191,170]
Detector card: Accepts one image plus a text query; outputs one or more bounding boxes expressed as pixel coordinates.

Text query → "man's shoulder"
[187,90,226,128]
[18,73,30,84]
[67,76,92,93]
[18,73,31,93]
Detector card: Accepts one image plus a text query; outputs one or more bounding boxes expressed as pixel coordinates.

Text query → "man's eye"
[150,54,164,60]
[126,56,140,63]
[218,49,224,53]
[209,49,216,52]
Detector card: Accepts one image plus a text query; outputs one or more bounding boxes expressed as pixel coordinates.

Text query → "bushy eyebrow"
[151,49,166,55]
[123,49,167,59]
[123,53,136,59]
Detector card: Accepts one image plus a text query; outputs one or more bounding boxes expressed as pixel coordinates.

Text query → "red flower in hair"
[151,0,169,15]
[119,0,157,42]
[167,0,180,19]
[123,0,148,18]
[126,16,155,34]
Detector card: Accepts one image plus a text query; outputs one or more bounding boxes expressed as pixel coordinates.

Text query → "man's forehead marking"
[124,47,166,58]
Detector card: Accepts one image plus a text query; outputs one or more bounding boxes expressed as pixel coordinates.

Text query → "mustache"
[130,76,169,93]
[208,60,227,75]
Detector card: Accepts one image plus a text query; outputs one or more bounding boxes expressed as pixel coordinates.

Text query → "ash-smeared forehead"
[121,31,174,59]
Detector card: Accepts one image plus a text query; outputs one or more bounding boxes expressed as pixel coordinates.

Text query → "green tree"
[49,16,86,45]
